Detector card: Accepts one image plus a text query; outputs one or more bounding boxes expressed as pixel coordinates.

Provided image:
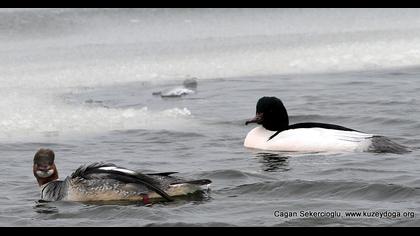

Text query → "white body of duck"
[244,126,374,152]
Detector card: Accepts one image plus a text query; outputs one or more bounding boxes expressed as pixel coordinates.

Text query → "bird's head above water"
[245,96,289,131]
[33,148,58,186]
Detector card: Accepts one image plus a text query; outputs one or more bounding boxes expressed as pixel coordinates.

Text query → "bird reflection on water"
[255,152,291,172]
[33,200,60,214]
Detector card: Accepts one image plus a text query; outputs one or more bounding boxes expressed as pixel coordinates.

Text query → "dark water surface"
[2,70,420,226]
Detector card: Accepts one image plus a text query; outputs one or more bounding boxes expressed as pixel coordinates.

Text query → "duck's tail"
[368,136,410,154]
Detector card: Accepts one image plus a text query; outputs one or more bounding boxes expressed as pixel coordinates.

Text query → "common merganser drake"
[244,96,409,153]
[33,149,211,203]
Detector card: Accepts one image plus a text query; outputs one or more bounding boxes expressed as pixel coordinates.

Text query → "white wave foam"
[0,90,193,141]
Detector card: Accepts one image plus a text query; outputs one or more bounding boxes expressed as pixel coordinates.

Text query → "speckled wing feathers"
[70,162,173,201]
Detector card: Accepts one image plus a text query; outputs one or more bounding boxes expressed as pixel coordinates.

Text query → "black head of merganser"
[245,96,289,131]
